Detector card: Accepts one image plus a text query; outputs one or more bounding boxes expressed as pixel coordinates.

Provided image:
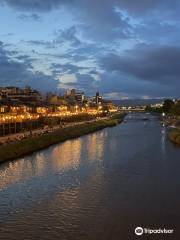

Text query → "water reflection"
[0,131,107,191]
[51,139,82,171]
[0,113,180,240]
[86,132,105,162]
[0,160,37,191]
[161,125,167,156]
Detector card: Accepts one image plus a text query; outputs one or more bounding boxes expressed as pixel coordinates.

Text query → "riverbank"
[169,129,180,146]
[0,114,124,163]
[160,115,180,146]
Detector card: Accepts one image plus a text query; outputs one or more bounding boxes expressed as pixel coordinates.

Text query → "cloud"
[96,70,178,99]
[100,44,180,85]
[60,72,97,94]
[0,41,59,92]
[88,70,99,75]
[77,1,132,41]
[26,40,56,49]
[115,0,180,16]
[134,21,180,45]
[4,0,180,16]
[54,26,81,46]
[74,73,97,92]
[103,92,130,100]
[96,44,180,98]
[3,0,180,20]
[1,0,180,98]
[4,0,180,44]
[51,63,90,75]
[18,13,42,21]
[25,27,82,50]
[3,0,180,42]
[2,0,68,12]
[2,0,132,42]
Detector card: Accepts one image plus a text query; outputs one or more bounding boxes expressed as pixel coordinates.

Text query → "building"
[0,86,43,105]
[94,92,103,105]
[0,86,20,95]
[66,89,72,96]
[65,89,85,103]
[0,105,9,113]
[75,91,85,103]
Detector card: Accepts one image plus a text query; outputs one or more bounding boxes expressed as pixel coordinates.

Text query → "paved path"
[0,118,108,146]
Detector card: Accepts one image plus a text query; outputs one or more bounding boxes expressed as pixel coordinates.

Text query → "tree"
[162,99,175,113]
[171,101,180,115]
[145,105,152,111]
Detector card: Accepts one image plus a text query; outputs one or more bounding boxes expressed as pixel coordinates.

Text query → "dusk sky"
[0,0,180,99]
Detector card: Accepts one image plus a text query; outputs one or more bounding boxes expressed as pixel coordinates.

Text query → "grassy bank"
[169,129,180,146]
[0,115,123,163]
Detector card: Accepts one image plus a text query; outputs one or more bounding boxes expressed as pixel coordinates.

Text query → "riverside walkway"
[0,117,108,146]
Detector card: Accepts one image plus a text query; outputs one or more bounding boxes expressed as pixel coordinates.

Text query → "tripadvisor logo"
[135,227,174,236]
[135,227,143,236]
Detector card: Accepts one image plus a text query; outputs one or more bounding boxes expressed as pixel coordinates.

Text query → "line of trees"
[0,113,107,137]
[146,99,180,115]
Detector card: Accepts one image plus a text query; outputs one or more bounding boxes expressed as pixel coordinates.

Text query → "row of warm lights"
[0,114,40,123]
[0,111,103,123]
[0,106,118,123]
[45,109,104,117]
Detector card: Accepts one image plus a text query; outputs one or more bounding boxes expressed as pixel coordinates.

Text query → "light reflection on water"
[0,131,106,192]
[0,113,180,240]
[161,125,167,156]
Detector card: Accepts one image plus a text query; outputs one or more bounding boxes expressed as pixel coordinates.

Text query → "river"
[0,113,179,239]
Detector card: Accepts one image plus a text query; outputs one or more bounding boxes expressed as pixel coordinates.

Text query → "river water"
[0,113,179,240]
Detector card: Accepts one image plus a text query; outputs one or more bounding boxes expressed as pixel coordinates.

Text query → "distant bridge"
[118,108,146,113]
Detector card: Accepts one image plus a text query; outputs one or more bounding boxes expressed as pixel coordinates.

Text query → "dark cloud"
[97,44,180,98]
[97,71,178,99]
[77,0,131,41]
[61,73,97,94]
[2,0,70,12]
[26,40,56,49]
[25,27,82,50]
[75,73,97,93]
[54,26,81,46]
[64,42,106,62]
[3,0,180,18]
[18,13,42,21]
[88,70,99,75]
[15,55,36,66]
[134,21,180,45]
[115,0,180,16]
[100,44,180,85]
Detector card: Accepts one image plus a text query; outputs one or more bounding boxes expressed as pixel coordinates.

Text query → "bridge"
[118,108,146,113]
